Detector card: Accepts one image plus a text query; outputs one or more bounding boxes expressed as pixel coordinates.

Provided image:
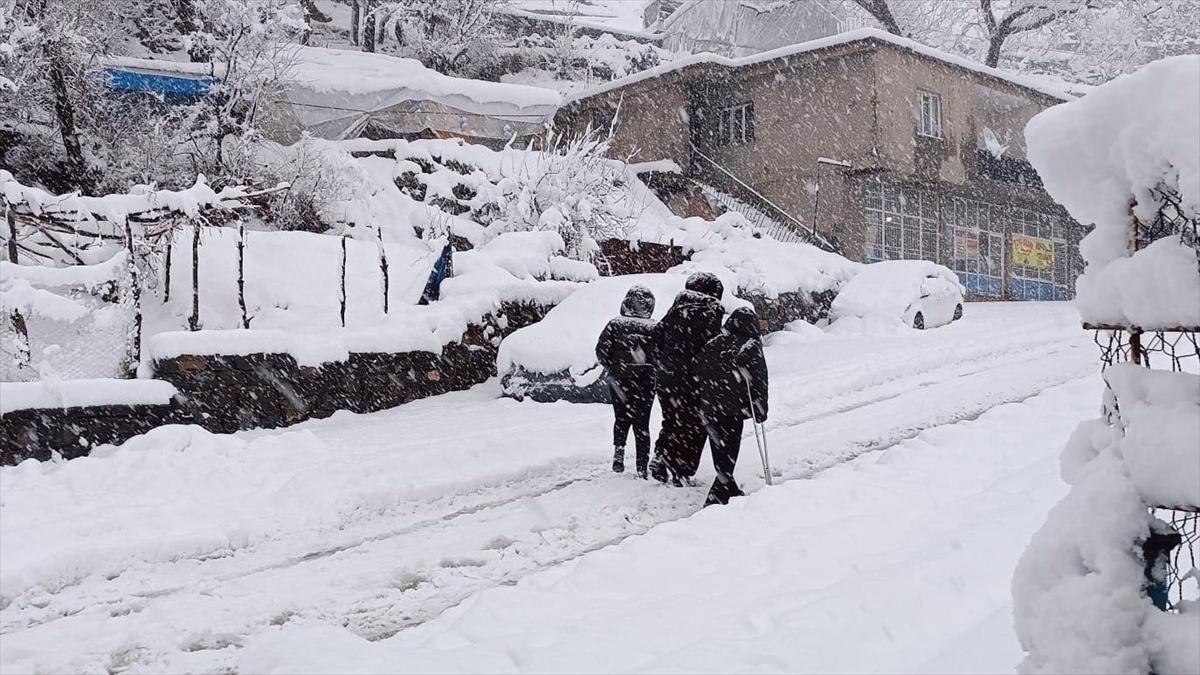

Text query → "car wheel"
[953,304,963,321]
[913,312,925,330]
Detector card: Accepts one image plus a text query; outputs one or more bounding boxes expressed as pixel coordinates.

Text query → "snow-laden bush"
[487,131,635,260]
[255,138,365,232]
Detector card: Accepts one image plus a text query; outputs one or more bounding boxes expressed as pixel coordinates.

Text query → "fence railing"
[690,144,837,252]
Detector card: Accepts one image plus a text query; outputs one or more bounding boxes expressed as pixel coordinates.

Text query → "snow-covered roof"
[282,46,562,140]
[563,28,1076,107]
[106,49,562,141]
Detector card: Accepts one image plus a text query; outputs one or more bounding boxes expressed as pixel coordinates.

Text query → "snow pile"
[0,379,178,415]
[1103,365,1200,511]
[1013,365,1200,674]
[830,260,962,322]
[1025,55,1200,329]
[672,224,860,299]
[147,228,434,335]
[144,229,586,366]
[497,272,746,388]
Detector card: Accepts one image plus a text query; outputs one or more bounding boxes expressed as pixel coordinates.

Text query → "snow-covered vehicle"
[497,273,746,403]
[831,260,965,330]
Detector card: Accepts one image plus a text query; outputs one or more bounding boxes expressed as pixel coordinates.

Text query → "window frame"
[716,101,754,146]
[917,90,943,140]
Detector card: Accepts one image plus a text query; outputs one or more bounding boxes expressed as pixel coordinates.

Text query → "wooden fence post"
[163,223,174,302]
[238,223,249,329]
[124,219,143,373]
[377,227,389,315]
[340,234,348,328]
[189,222,201,331]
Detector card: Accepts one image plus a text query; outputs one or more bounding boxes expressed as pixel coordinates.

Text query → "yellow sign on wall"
[1012,234,1054,269]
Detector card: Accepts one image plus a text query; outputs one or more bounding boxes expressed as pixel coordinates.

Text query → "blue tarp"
[418,244,455,305]
[104,67,214,101]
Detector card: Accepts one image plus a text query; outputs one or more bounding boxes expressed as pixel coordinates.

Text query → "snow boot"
[636,458,648,480]
[612,446,625,473]
[648,457,669,484]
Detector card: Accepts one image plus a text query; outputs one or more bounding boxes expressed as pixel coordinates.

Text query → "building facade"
[556,31,1086,300]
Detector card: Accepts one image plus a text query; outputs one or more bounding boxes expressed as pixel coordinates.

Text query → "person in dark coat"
[595,285,657,478]
[647,272,726,485]
[695,306,769,506]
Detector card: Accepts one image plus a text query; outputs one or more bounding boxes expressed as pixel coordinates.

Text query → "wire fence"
[1,266,138,382]
[1091,184,1199,613]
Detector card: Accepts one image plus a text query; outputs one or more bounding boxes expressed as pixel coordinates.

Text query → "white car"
[831,260,966,330]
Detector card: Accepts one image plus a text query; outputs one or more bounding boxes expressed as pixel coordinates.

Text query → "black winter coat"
[695,307,769,422]
[652,289,724,385]
[596,285,657,379]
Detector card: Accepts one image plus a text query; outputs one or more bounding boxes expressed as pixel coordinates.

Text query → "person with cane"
[695,306,770,506]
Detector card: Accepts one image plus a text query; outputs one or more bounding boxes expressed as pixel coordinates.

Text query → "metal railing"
[697,184,806,244]
[690,145,837,252]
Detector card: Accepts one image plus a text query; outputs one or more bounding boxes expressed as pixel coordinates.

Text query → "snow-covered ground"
[0,302,1097,674]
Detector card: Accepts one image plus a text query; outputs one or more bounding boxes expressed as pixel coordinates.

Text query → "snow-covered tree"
[371,0,502,77]
[179,0,306,181]
[0,0,124,191]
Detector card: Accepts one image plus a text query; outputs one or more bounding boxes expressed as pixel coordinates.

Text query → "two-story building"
[555,28,1086,300]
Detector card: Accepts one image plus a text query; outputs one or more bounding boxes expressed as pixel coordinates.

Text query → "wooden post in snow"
[340,234,348,328]
[5,205,31,375]
[238,222,249,329]
[163,222,174,302]
[377,227,389,315]
[188,221,201,331]
[124,219,143,373]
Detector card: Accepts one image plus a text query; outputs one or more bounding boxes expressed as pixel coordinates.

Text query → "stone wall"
[0,301,551,465]
[0,401,190,465]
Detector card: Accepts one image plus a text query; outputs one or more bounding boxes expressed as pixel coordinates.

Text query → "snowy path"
[237,377,1096,674]
[0,303,1096,673]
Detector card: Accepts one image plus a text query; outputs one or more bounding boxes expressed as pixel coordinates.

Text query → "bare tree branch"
[848,0,905,36]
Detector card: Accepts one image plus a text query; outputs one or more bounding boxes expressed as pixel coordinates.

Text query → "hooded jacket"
[695,306,769,422]
[596,285,657,378]
[652,279,725,382]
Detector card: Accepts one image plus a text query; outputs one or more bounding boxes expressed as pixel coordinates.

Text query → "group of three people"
[595,272,769,506]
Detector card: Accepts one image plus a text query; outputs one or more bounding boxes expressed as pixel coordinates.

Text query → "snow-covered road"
[0,302,1097,673]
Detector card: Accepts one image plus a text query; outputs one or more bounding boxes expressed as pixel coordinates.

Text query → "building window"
[917,90,942,139]
[861,178,941,263]
[948,196,1005,298]
[717,102,754,146]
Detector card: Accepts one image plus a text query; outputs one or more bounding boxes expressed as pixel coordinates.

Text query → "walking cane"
[745,378,773,486]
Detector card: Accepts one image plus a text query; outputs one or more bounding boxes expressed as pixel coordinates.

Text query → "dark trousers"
[703,415,745,506]
[651,377,708,480]
[610,371,654,470]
